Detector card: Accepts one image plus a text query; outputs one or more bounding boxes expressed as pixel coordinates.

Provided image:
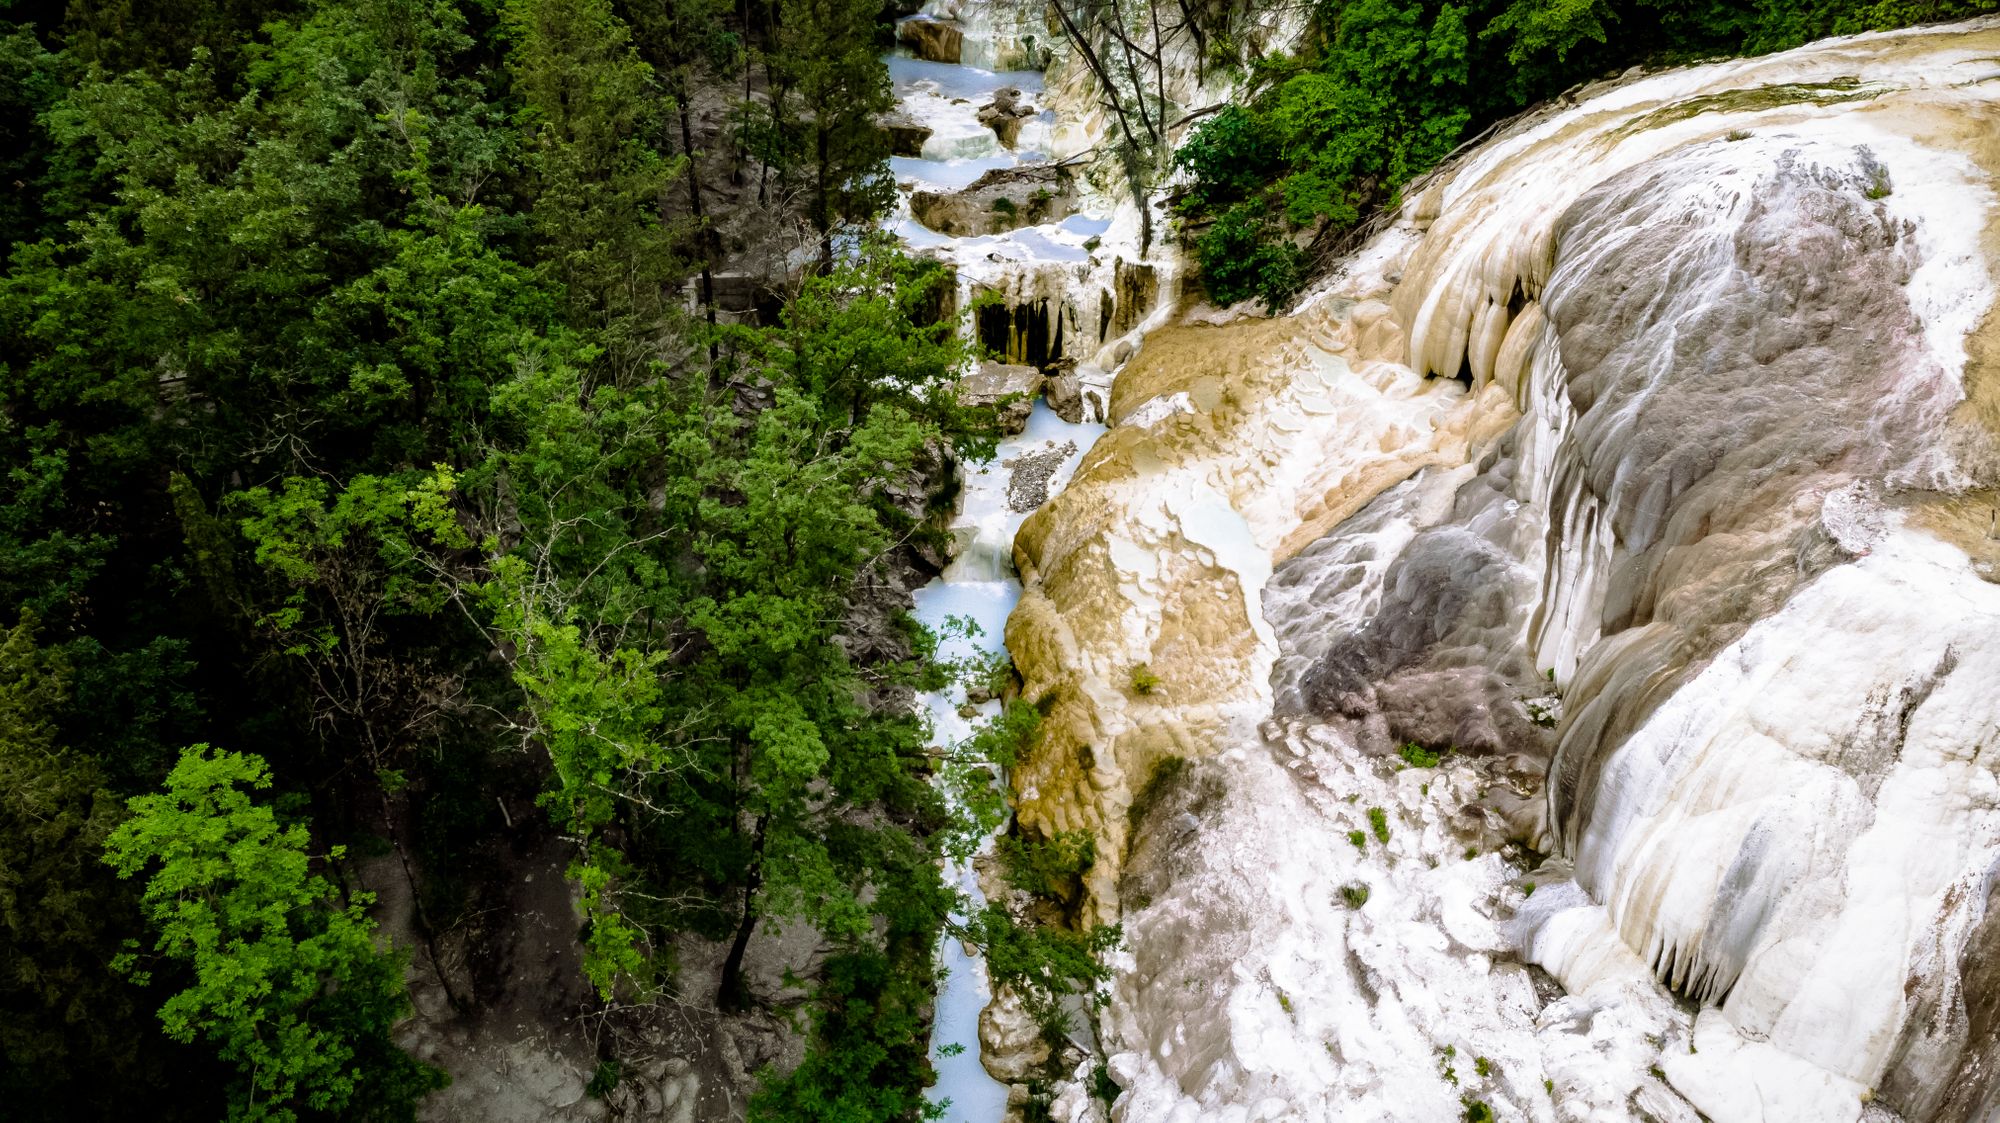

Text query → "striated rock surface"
[1006,17,2000,1123]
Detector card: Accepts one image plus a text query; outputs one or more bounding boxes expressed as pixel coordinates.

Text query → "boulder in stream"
[879,110,934,158]
[910,164,1077,238]
[976,86,1036,148]
[956,360,1043,434]
[978,985,1052,1082]
[1043,360,1085,423]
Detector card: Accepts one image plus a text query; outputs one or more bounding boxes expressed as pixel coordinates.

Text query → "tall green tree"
[104,745,446,1122]
[505,0,689,375]
[773,0,893,266]
[0,615,222,1121]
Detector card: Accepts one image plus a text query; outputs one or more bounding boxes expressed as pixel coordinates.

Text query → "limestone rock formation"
[977,986,1051,1083]
[1043,360,1085,423]
[1005,18,2000,1123]
[911,164,1077,238]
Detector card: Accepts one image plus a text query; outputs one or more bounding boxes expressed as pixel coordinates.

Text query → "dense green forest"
[0,0,1042,1117]
[1173,0,1999,308]
[1,0,1992,1118]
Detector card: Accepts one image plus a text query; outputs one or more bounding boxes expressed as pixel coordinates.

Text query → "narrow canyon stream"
[879,19,1117,1121]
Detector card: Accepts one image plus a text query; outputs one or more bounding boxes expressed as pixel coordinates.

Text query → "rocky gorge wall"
[1002,18,2000,1123]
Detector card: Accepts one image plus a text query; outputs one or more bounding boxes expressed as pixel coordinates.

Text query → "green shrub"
[999,830,1097,900]
[1091,1060,1119,1104]
[1174,105,1281,213]
[586,1060,621,1098]
[1192,202,1304,312]
[992,196,1018,216]
[1463,1098,1495,1122]
[1367,806,1391,843]
[1347,830,1367,850]
[1397,742,1443,768]
[1339,882,1370,908]
[1129,663,1162,695]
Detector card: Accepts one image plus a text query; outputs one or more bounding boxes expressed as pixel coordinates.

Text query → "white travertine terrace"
[1004,17,2000,1123]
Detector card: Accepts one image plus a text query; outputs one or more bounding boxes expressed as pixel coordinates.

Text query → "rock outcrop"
[879,110,933,157]
[957,360,1044,434]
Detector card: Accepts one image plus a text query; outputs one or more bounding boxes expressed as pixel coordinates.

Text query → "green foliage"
[1128,662,1162,695]
[585,1059,622,1098]
[0,614,221,1119]
[747,941,948,1122]
[1172,105,1280,214]
[1347,829,1367,850]
[1339,882,1370,908]
[998,830,1098,900]
[1463,1097,1496,1122]
[1171,0,1993,310]
[103,746,445,1121]
[966,902,1121,1043]
[1368,806,1391,843]
[1397,742,1444,768]
[1091,1059,1119,1104]
[772,0,897,259]
[1189,201,1304,311]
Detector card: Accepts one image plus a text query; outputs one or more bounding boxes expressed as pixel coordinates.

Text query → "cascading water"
[881,19,1117,1121]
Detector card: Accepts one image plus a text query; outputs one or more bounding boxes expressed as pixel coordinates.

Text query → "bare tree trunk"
[678,92,721,368]
[716,815,768,1010]
[1049,0,1142,154]
[1175,0,1207,85]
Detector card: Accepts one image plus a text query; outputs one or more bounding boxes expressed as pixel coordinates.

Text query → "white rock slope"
[1004,18,2000,1123]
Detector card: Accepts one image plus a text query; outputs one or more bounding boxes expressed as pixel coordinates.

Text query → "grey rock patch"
[1006,441,1076,512]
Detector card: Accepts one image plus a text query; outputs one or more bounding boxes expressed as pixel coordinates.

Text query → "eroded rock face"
[911,164,1077,238]
[978,986,1052,1083]
[1007,17,2000,1123]
[897,16,962,63]
[1044,363,1085,423]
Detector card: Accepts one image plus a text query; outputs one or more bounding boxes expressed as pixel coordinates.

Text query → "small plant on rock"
[1129,663,1161,695]
[1347,830,1367,850]
[1397,742,1443,768]
[1339,882,1370,908]
[1367,806,1391,843]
